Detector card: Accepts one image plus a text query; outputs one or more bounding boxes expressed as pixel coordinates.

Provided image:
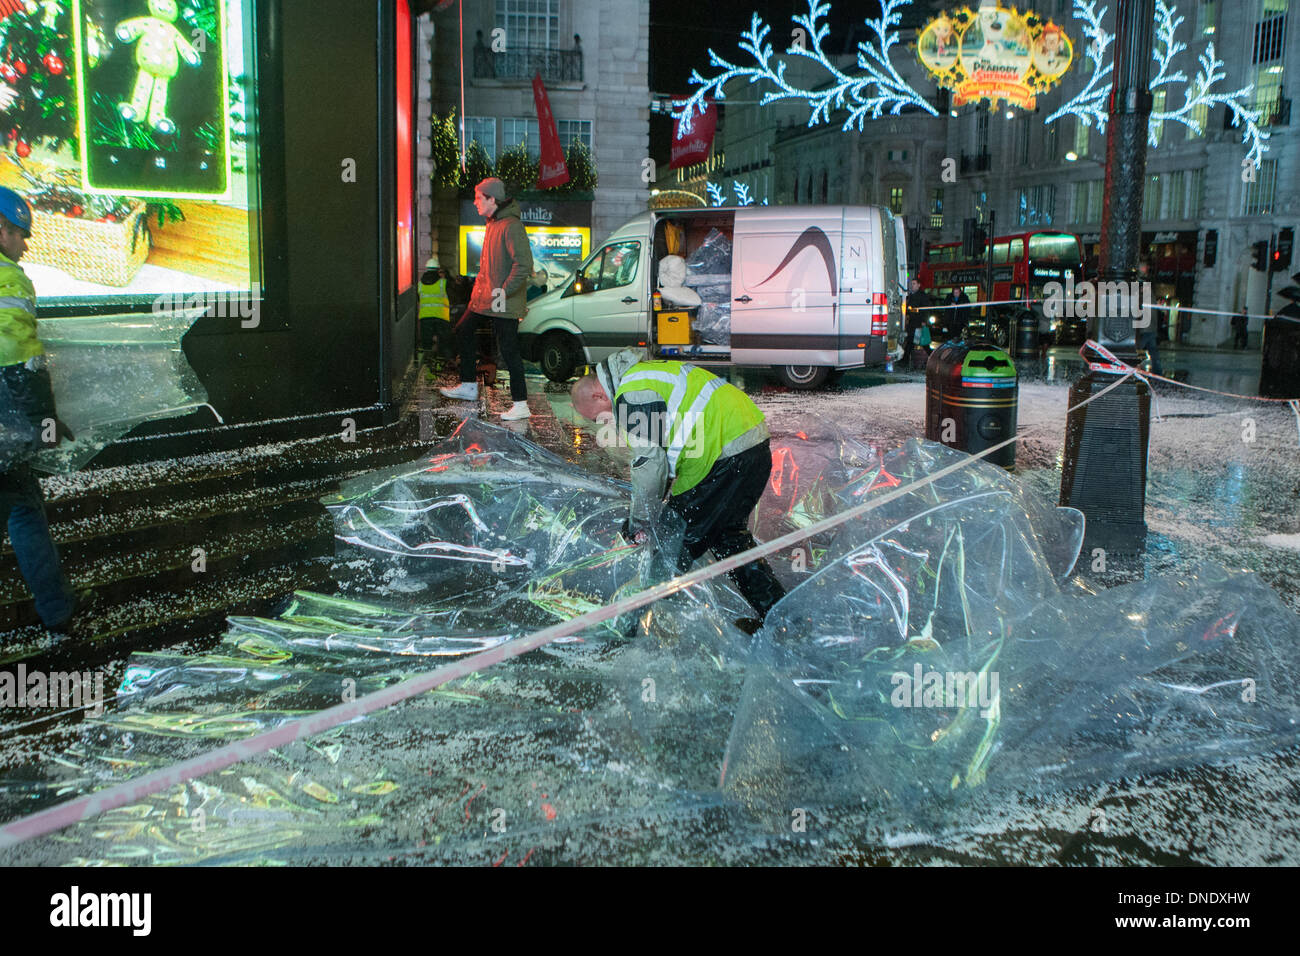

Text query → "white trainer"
[439,382,479,401]
[500,401,531,421]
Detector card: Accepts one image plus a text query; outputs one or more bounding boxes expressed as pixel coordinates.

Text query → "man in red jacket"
[440,177,534,421]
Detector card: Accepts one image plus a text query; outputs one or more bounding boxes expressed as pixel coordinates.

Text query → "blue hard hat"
[0,187,32,235]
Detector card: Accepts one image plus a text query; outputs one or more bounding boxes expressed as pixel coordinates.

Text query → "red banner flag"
[670,99,716,170]
[533,73,570,189]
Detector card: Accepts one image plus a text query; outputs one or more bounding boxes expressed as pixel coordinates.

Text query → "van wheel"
[774,365,830,389]
[540,333,579,382]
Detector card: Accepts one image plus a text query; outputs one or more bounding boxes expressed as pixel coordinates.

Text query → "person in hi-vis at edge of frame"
[0,186,87,639]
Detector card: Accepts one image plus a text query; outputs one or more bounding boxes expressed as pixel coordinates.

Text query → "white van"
[518,204,908,389]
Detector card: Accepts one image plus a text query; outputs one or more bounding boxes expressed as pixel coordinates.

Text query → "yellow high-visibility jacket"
[0,251,43,367]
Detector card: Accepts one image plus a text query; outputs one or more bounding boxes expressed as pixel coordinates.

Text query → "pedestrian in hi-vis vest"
[417,256,453,359]
[439,177,534,421]
[0,186,87,639]
[570,349,787,633]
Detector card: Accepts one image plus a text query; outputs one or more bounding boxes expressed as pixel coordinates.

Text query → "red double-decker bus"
[916,231,1085,347]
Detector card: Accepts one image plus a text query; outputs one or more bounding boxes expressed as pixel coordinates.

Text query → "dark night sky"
[647,0,889,163]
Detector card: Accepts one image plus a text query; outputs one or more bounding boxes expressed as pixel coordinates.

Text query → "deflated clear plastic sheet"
[1,421,1298,865]
[30,310,214,473]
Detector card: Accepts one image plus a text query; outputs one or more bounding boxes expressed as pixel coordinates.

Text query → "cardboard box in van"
[518,204,908,389]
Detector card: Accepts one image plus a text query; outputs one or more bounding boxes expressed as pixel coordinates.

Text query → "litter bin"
[1260,313,1300,398]
[1014,309,1039,366]
[925,340,1019,469]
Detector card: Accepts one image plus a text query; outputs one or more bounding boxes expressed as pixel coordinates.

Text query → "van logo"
[755,227,838,296]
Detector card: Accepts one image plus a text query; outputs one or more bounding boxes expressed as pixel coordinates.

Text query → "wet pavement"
[2,354,1298,866]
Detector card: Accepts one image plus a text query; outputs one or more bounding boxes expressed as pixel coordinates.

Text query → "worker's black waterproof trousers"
[455,310,528,401]
[665,439,787,619]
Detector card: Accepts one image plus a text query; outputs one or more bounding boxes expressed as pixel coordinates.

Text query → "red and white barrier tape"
[1080,339,1300,445]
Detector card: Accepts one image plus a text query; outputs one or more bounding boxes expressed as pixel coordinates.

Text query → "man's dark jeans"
[0,466,75,628]
[455,310,528,402]
[665,440,787,619]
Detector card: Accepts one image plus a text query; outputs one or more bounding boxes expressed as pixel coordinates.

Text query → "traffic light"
[1272,227,1294,272]
[1252,240,1269,271]
[963,218,988,258]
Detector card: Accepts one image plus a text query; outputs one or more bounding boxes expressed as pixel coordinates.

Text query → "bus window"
[992,242,1010,264]
[1008,238,1023,261]
[1029,234,1081,263]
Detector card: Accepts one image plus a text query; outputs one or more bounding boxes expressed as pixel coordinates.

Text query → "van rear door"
[887,211,909,341]
[730,207,843,369]
[838,212,873,367]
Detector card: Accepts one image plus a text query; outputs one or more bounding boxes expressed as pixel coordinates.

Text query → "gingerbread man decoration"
[115,0,201,136]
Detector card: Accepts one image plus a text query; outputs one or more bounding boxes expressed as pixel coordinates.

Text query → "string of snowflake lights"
[706,181,769,206]
[674,0,938,138]
[1045,0,1267,165]
[676,0,1267,167]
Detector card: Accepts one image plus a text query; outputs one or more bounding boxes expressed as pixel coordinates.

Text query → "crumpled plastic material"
[2,420,1298,865]
[28,310,216,473]
[683,269,731,346]
[683,231,733,346]
[693,302,731,345]
[683,275,730,292]
[685,228,732,280]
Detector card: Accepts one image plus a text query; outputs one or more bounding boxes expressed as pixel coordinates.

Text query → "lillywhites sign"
[917,1,1074,111]
[670,98,717,170]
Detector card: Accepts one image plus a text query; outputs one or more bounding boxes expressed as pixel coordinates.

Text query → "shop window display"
[0,0,256,300]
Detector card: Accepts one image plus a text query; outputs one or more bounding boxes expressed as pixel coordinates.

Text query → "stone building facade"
[426,0,650,260]
[715,0,1295,346]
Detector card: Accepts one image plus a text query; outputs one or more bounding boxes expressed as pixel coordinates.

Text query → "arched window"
[820,170,828,203]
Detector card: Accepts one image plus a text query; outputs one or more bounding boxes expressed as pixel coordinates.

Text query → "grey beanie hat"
[476,177,508,201]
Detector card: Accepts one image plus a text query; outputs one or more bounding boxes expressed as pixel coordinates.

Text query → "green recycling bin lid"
[960,348,1017,388]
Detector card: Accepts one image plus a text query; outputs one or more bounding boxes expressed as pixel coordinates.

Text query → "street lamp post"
[1059,0,1156,573]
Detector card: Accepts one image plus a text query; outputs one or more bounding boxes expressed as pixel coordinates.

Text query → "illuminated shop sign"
[917,2,1074,111]
[459,225,590,290]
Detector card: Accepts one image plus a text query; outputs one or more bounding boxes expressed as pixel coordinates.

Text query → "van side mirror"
[565,278,587,298]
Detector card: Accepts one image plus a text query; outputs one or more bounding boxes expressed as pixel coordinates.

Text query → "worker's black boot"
[731,559,787,621]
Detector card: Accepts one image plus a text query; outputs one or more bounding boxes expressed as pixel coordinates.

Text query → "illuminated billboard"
[918,2,1074,111]
[459,224,590,291]
[72,0,232,198]
[0,0,255,300]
